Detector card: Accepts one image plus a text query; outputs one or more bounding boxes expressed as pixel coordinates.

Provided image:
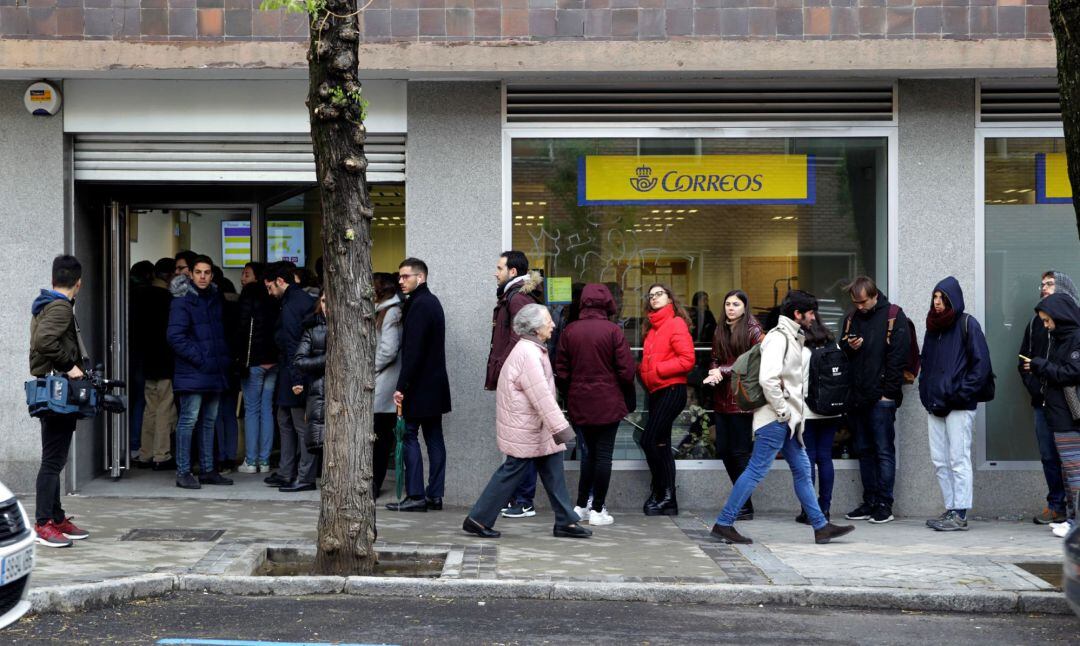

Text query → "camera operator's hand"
[67,366,85,380]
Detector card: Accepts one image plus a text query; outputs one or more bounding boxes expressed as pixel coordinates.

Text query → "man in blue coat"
[387,258,452,512]
[919,276,993,532]
[168,256,233,489]
[263,263,319,492]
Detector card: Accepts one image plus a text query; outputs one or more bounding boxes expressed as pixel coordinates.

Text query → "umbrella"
[394,404,407,501]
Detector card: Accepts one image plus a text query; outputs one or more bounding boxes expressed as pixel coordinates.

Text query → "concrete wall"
[0,81,66,494]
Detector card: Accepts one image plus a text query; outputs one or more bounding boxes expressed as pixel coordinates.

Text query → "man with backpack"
[709,290,855,545]
[485,251,544,518]
[841,276,914,525]
[919,277,993,531]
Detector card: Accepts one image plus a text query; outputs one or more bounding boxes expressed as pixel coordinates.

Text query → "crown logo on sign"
[630,164,658,193]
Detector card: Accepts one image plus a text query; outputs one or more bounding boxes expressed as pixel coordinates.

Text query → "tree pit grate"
[120,528,225,542]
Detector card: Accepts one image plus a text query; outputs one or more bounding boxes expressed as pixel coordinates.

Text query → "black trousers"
[36,415,77,525]
[641,385,686,492]
[714,412,754,514]
[373,412,396,495]
[577,422,620,510]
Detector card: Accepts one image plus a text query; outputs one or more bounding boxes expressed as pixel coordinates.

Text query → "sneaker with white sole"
[237,461,258,474]
[588,508,614,526]
[1052,520,1074,538]
[573,505,591,522]
[501,505,536,518]
[929,510,968,532]
[868,505,895,524]
[35,521,73,548]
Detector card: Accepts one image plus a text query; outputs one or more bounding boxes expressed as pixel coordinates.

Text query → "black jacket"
[294,313,326,450]
[236,282,281,367]
[1019,315,1051,407]
[131,280,175,381]
[396,283,452,418]
[842,294,911,408]
[1030,293,1080,433]
[274,284,317,408]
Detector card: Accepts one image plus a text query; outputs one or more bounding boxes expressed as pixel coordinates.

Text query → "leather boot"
[646,487,678,516]
[643,482,660,514]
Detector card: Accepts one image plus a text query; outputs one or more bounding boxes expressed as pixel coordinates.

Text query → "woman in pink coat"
[463,304,593,540]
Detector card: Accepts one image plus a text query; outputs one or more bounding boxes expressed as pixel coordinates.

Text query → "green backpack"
[731,331,788,412]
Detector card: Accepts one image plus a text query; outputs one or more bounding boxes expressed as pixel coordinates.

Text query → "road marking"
[158,640,396,646]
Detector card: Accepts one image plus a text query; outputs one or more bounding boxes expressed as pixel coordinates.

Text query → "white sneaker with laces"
[237,461,258,474]
[1052,520,1074,538]
[573,505,591,522]
[588,508,614,526]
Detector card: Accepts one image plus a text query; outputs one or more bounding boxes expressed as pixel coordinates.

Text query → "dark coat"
[709,316,764,415]
[554,284,637,426]
[294,313,327,450]
[29,290,81,377]
[1030,293,1080,433]
[396,282,452,418]
[274,284,317,407]
[167,278,230,393]
[236,282,280,367]
[485,273,542,390]
[842,293,911,408]
[132,280,175,381]
[918,277,993,414]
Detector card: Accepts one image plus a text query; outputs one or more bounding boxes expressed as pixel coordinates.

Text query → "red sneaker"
[54,516,90,540]
[35,521,73,548]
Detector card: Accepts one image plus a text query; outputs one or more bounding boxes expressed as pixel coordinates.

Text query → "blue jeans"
[802,418,839,514]
[716,421,827,530]
[215,390,239,462]
[1035,407,1068,513]
[850,400,897,508]
[242,366,279,465]
[177,392,221,476]
[403,416,446,499]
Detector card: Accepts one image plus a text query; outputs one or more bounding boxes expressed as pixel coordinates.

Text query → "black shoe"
[795,510,810,525]
[645,487,678,516]
[462,517,500,538]
[152,458,176,471]
[553,523,593,538]
[386,497,428,512]
[264,473,290,487]
[199,471,234,486]
[279,482,316,492]
[868,505,894,524]
[176,472,201,490]
[643,487,660,514]
[426,497,443,511]
[710,523,752,544]
[736,509,755,521]
[132,458,154,469]
[814,522,856,544]
[845,502,875,521]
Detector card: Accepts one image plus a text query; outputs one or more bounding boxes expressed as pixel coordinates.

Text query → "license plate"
[0,545,33,586]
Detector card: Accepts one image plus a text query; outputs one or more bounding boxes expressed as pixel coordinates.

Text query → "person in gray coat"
[373,272,403,497]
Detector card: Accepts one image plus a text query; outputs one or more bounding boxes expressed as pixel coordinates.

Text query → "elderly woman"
[463,304,593,539]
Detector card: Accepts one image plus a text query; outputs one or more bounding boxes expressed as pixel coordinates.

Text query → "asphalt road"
[4,593,1077,645]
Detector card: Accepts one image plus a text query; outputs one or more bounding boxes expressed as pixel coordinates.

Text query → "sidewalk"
[28,491,1067,602]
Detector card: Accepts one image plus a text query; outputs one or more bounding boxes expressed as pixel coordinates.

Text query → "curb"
[26,574,1074,617]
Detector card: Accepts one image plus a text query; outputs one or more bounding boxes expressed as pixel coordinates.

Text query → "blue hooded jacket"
[918,277,993,413]
[167,276,230,394]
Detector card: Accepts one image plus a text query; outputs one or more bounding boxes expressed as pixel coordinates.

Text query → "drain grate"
[1015,562,1063,589]
[120,528,225,542]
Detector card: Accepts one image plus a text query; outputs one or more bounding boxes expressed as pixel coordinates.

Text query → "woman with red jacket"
[639,283,696,516]
[704,290,763,521]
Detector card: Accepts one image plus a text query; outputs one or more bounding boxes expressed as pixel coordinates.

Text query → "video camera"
[25,363,127,419]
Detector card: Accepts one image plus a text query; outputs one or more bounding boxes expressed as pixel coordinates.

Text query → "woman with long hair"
[704,290,763,520]
[372,272,403,498]
[638,283,696,516]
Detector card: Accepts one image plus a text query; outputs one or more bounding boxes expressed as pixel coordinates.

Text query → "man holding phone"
[841,276,911,525]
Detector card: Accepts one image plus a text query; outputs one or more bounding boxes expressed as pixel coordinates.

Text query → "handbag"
[1064,386,1080,422]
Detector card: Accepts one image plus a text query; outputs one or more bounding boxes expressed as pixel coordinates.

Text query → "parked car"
[0,482,34,629]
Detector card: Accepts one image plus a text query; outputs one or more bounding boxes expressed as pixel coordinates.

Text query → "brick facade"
[0,0,1054,42]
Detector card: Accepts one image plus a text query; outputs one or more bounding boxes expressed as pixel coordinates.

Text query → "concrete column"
[0,82,66,493]
[405,82,504,505]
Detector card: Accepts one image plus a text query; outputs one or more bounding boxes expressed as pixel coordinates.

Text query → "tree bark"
[1051,0,1080,238]
[306,0,378,575]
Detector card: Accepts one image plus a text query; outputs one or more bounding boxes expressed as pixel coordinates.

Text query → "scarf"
[647,303,674,329]
[926,307,957,333]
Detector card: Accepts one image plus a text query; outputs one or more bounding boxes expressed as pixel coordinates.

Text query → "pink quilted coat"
[496,338,570,458]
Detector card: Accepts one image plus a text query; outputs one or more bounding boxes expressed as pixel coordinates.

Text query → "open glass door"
[105,201,129,479]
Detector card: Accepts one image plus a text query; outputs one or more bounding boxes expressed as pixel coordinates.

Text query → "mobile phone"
[1018,354,1031,362]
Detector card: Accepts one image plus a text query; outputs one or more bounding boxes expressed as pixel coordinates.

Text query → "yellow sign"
[1037,153,1071,204]
[577,154,815,206]
[547,277,573,304]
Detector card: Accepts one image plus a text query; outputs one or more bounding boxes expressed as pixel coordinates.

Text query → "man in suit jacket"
[388,257,452,512]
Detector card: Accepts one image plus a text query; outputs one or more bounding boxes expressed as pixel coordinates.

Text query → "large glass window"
[984,137,1080,461]
[511,136,889,461]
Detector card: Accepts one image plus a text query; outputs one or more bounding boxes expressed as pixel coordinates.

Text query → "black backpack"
[806,341,851,416]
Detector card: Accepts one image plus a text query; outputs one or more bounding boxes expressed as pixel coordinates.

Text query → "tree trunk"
[306,0,377,575]
[1051,0,1080,239]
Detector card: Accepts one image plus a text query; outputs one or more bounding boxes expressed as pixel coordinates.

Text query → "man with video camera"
[29,255,92,548]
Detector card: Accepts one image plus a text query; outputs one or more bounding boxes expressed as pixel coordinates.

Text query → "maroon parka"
[709,316,764,415]
[485,274,541,390]
[555,284,637,426]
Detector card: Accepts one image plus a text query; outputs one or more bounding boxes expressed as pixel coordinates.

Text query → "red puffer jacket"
[710,316,764,414]
[639,304,696,394]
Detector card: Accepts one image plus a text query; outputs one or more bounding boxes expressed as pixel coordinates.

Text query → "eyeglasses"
[398,273,418,280]
[648,291,667,299]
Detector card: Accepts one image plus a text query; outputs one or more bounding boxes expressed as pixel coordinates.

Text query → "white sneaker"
[588,508,614,526]
[573,505,591,522]
[1052,520,1074,538]
[1049,520,1069,531]
[237,461,258,474]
